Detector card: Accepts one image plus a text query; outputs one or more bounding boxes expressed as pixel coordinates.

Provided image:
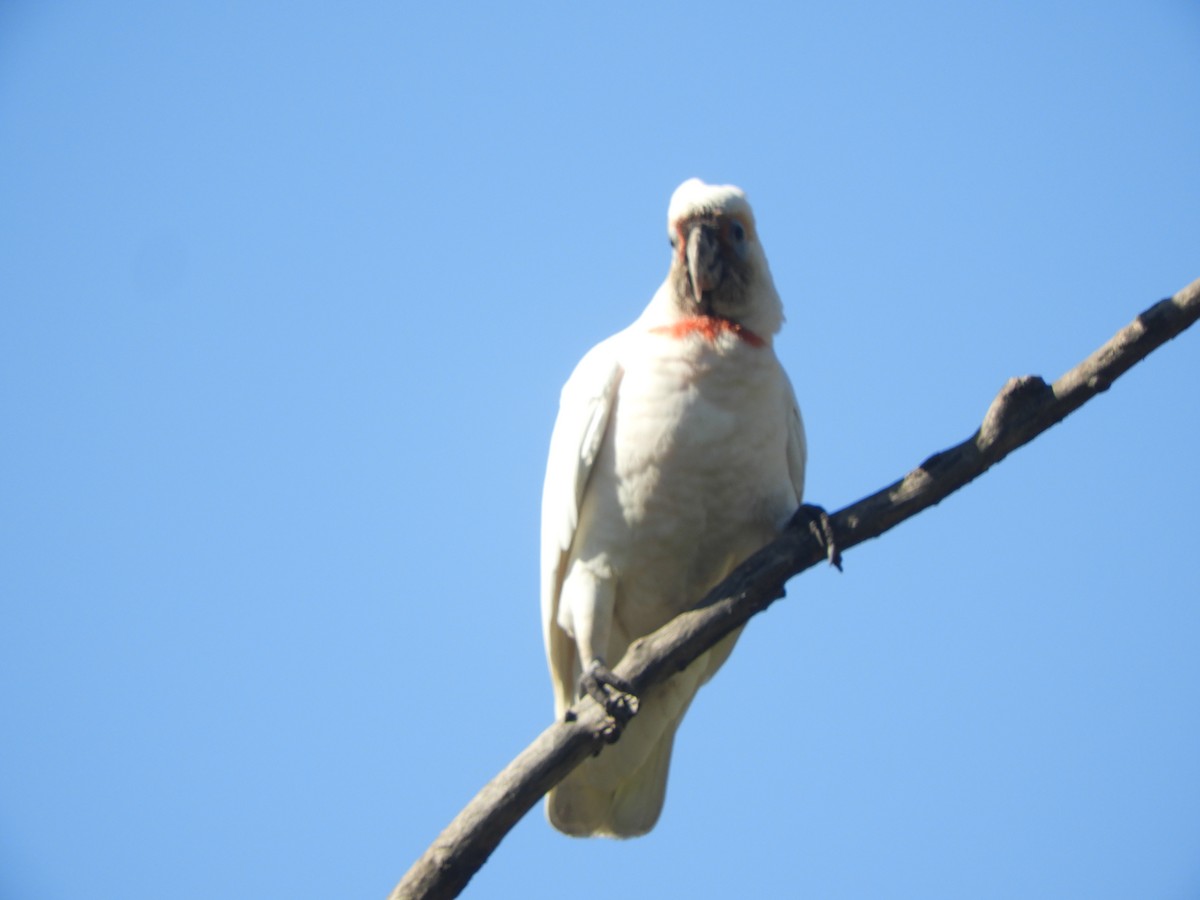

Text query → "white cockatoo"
[540,178,808,837]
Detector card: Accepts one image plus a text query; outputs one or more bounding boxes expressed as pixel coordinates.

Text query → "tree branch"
[390,277,1200,900]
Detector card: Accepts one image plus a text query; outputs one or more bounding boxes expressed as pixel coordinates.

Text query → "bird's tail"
[547,716,679,837]
[545,631,742,837]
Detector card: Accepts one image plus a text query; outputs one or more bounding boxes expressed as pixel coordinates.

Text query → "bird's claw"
[580,659,639,737]
[792,503,843,571]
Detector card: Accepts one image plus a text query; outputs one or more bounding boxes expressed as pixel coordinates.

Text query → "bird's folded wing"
[540,333,626,714]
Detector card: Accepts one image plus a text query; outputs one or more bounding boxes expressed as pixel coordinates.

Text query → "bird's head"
[665,178,783,337]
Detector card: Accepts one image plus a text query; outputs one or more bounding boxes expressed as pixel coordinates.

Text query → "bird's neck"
[649,315,766,348]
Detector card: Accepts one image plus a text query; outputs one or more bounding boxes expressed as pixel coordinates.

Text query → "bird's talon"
[606,692,639,724]
[581,659,639,729]
[792,502,843,571]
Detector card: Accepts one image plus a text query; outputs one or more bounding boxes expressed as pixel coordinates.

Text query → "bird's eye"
[730,220,745,242]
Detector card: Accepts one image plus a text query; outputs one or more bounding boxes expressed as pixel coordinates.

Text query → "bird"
[539,178,811,837]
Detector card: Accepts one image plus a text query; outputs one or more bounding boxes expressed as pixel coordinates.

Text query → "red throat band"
[649,315,766,348]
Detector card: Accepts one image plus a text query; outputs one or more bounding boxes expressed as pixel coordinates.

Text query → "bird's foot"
[791,503,843,571]
[580,658,639,741]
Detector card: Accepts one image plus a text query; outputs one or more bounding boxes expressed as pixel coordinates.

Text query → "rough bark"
[390,277,1200,900]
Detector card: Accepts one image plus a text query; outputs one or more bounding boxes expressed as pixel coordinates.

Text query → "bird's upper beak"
[684,221,723,310]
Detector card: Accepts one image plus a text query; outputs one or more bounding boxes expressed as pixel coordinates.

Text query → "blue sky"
[2,2,1198,898]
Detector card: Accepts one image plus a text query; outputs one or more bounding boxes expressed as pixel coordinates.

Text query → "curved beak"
[685,222,723,309]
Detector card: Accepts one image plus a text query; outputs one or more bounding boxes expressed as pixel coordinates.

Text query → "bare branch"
[390,277,1200,900]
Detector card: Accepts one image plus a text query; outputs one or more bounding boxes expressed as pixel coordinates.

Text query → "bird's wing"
[784,374,808,503]
[540,333,625,716]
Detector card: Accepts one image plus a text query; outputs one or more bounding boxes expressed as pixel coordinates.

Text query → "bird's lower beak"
[685,222,723,309]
